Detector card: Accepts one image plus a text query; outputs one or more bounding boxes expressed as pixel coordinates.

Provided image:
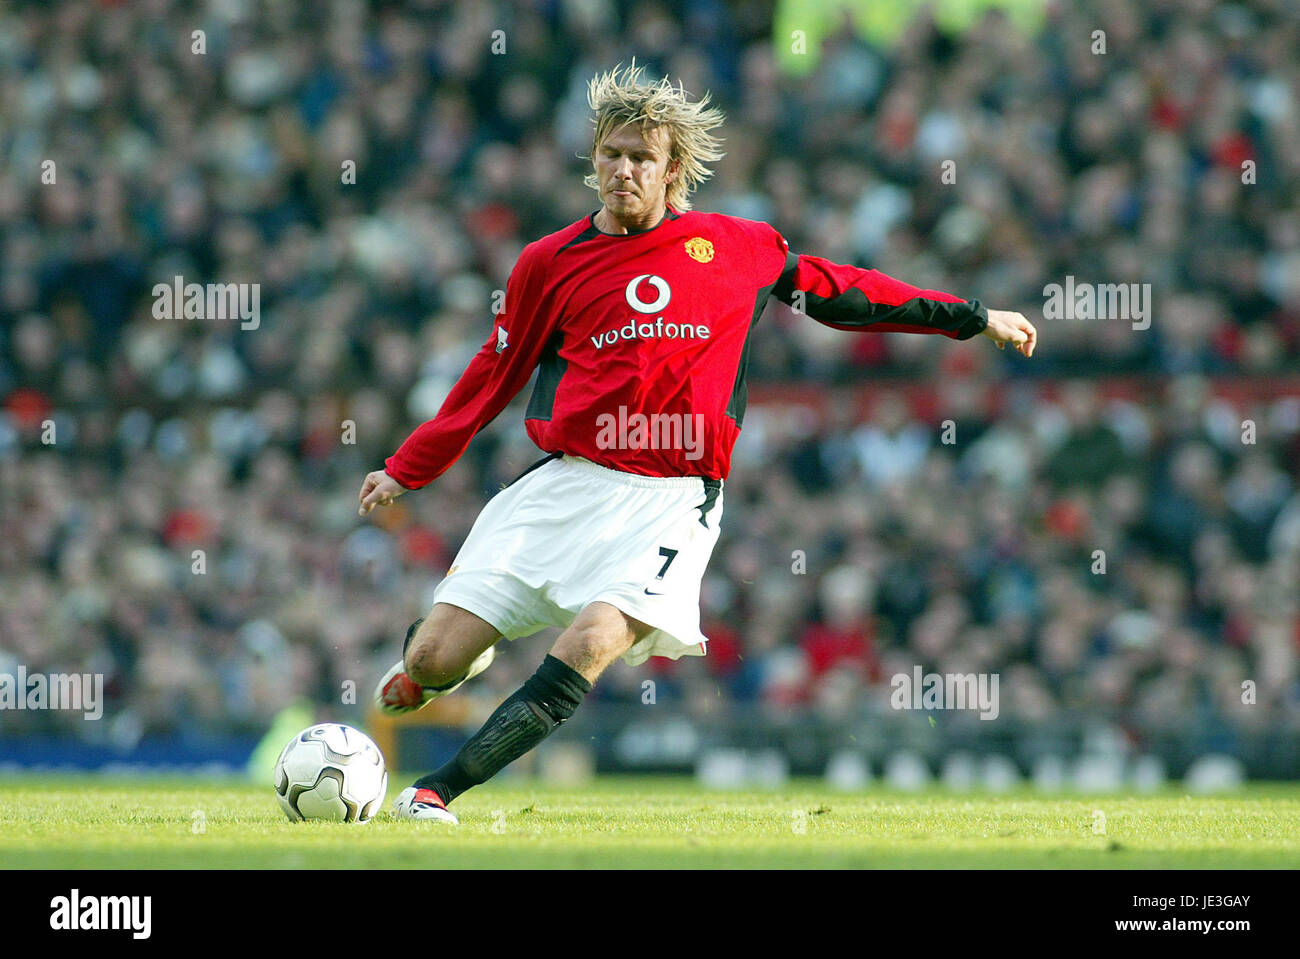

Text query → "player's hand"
[982,309,1037,357]
[358,470,407,517]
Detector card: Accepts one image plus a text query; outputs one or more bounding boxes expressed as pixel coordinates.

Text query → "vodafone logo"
[592,273,707,349]
[624,274,671,314]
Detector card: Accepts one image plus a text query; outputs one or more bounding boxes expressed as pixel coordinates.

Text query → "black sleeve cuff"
[955,300,988,340]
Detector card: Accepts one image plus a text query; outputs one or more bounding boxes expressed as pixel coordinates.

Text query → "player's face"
[593,123,679,232]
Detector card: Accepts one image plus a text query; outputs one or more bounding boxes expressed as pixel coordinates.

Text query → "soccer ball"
[273,723,388,823]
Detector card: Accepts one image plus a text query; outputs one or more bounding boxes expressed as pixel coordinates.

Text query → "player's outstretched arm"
[767,238,988,341]
[982,309,1037,357]
[358,469,408,516]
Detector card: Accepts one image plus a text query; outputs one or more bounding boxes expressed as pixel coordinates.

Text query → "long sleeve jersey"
[384,208,988,487]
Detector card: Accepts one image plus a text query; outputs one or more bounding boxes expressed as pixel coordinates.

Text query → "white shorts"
[431,454,724,666]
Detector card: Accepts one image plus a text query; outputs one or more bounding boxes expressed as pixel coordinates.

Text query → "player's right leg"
[393,601,650,823]
[372,603,500,716]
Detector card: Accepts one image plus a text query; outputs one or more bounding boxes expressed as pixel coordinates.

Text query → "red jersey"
[384,208,987,487]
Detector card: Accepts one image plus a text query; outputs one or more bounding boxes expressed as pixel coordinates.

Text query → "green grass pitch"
[1,776,1297,869]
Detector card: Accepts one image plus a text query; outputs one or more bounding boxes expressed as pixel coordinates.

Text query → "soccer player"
[359,64,1037,822]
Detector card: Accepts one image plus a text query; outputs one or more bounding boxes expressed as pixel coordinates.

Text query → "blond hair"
[583,62,725,212]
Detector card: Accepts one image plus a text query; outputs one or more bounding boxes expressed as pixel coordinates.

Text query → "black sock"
[414,655,591,804]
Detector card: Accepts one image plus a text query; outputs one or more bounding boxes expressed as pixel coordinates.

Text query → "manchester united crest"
[684,237,714,263]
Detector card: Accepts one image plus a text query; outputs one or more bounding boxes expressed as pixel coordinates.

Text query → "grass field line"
[1,777,1296,869]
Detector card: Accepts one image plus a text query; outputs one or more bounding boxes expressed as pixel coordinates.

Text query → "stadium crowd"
[1,0,1298,750]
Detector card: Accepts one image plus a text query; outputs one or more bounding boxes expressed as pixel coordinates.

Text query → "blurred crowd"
[1,0,1298,748]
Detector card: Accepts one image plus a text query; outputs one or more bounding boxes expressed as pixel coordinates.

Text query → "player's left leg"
[393,602,650,823]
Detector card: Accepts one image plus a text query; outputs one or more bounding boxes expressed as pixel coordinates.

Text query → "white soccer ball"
[273,723,388,823]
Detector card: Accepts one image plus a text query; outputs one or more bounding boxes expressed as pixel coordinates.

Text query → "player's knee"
[555,619,636,679]
[569,626,621,663]
[404,635,462,689]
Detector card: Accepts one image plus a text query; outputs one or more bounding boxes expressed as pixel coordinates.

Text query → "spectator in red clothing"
[799,565,882,690]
